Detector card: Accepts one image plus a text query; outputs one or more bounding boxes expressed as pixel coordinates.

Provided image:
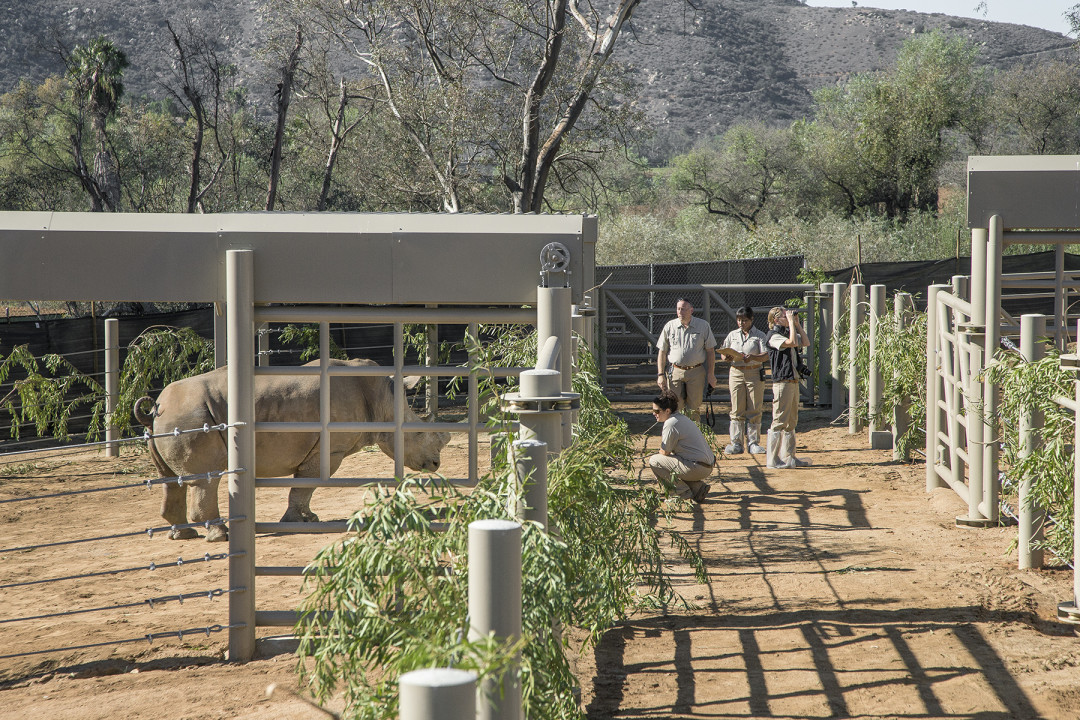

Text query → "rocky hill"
[1,0,1073,146]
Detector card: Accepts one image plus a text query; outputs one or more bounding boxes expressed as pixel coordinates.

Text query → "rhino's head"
[406,427,452,472]
[376,417,451,473]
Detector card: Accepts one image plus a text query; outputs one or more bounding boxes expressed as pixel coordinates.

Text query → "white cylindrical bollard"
[512,439,548,529]
[538,286,573,449]
[104,318,119,458]
[1018,314,1046,569]
[399,668,477,720]
[469,520,522,720]
[925,285,946,491]
[868,284,890,449]
[831,282,847,417]
[892,293,912,461]
[982,217,1003,524]
[226,249,256,661]
[848,284,865,434]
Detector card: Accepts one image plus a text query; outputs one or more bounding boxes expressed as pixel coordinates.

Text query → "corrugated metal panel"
[967,155,1080,230]
[0,211,594,305]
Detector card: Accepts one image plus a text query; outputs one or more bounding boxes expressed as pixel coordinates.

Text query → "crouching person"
[648,390,715,503]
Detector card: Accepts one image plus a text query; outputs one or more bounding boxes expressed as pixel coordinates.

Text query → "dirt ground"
[1,403,1079,720]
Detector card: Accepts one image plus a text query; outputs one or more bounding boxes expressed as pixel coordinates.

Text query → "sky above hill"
[805,1,1074,36]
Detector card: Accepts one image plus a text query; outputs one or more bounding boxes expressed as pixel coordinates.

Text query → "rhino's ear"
[403,375,422,390]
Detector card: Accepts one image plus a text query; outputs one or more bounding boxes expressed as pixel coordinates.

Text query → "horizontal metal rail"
[0,551,234,590]
[255,306,536,325]
[0,622,245,661]
[254,364,523,378]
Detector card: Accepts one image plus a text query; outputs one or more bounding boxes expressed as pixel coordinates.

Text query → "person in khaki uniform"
[765,306,811,469]
[656,298,716,421]
[720,306,769,455]
[647,390,714,503]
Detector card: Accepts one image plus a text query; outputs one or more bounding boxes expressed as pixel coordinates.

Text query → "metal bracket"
[539,242,571,288]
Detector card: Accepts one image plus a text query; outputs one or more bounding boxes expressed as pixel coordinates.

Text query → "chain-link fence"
[597,256,807,372]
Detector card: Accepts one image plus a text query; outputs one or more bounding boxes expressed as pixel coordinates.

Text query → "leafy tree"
[668,123,795,231]
[805,31,988,217]
[270,0,645,213]
[161,20,241,213]
[66,36,129,211]
[993,60,1080,154]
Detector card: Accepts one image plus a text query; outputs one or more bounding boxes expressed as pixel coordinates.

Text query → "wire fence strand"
[0,587,238,624]
[0,622,245,661]
[0,516,239,554]
[0,551,235,590]
[0,468,242,503]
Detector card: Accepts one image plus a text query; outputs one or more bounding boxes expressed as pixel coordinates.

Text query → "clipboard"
[717,347,742,361]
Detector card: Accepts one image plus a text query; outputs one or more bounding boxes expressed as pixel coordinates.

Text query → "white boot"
[781,431,812,468]
[746,422,766,454]
[766,430,783,468]
[724,419,744,455]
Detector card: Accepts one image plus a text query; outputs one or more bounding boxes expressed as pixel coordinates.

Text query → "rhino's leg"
[189,477,228,542]
[280,451,345,522]
[162,481,199,540]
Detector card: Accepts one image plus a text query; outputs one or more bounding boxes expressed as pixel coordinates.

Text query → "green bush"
[294,337,704,720]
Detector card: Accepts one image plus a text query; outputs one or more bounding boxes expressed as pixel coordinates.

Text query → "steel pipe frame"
[848,284,866,434]
[830,282,847,416]
[892,293,913,461]
[468,520,523,720]
[867,285,886,445]
[226,249,256,662]
[1018,314,1047,570]
[104,318,119,458]
[399,668,477,720]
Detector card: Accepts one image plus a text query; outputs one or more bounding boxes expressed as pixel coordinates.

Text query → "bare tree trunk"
[266,26,303,211]
[318,78,352,211]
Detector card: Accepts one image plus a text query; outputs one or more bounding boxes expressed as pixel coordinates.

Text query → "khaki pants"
[770,380,801,432]
[648,453,711,499]
[729,366,764,425]
[670,364,707,420]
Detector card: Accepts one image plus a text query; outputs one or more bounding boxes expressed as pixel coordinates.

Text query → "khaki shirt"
[722,327,767,368]
[661,413,715,465]
[658,316,716,367]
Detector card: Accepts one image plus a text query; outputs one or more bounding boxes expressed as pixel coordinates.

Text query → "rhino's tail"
[133,396,175,479]
[133,396,156,429]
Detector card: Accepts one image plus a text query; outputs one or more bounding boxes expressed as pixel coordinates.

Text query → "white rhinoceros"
[133,358,450,541]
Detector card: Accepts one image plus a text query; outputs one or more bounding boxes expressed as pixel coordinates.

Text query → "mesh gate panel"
[599,256,806,365]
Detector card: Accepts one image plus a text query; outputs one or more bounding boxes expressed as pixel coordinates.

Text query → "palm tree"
[67,36,128,211]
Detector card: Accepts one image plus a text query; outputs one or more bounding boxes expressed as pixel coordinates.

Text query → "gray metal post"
[213,302,227,368]
[426,306,439,419]
[394,322,405,480]
[104,318,119,458]
[226,249,256,661]
[955,228,991,527]
[848,284,865,434]
[538,286,573,448]
[1018,314,1046,569]
[831,282,847,416]
[468,520,522,720]
[399,668,477,720]
[983,217,1003,524]
[1055,244,1066,351]
[892,293,912,461]
[1063,359,1080,624]
[925,285,945,491]
[512,439,548,529]
[958,322,989,527]
[868,285,890,448]
[597,290,608,389]
[468,322,480,483]
[815,289,829,405]
[804,291,817,405]
[257,322,269,367]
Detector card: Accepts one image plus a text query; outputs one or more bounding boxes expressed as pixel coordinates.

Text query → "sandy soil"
[1,404,1078,719]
